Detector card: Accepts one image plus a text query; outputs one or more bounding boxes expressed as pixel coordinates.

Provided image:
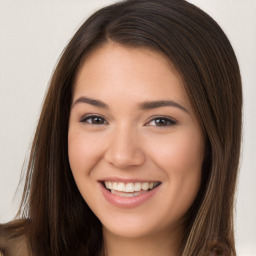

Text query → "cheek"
[147,128,204,173]
[68,129,106,208]
[145,128,204,214]
[68,129,105,176]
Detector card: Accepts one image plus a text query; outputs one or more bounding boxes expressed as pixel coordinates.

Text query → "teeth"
[141,182,149,191]
[134,182,141,192]
[126,183,134,192]
[117,182,125,191]
[111,190,142,197]
[104,181,159,193]
[112,182,118,190]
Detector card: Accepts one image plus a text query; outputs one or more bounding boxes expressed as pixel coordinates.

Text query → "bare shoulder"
[0,219,31,256]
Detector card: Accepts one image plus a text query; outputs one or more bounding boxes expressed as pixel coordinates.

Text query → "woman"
[0,0,242,255]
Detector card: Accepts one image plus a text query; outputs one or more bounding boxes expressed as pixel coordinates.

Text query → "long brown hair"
[1,0,242,255]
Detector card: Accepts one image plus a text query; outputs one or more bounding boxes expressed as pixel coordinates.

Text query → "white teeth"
[134,182,141,192]
[104,181,159,193]
[111,190,142,197]
[112,182,118,190]
[141,182,149,191]
[117,183,126,192]
[108,181,112,190]
[125,183,134,192]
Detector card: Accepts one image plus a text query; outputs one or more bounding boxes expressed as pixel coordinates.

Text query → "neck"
[102,226,183,256]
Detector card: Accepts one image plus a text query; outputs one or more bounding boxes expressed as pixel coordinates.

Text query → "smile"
[104,181,160,195]
[99,180,161,208]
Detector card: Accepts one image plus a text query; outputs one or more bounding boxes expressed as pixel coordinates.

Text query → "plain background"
[0,0,255,255]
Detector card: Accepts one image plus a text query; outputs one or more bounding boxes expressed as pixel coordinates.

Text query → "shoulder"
[0,219,31,256]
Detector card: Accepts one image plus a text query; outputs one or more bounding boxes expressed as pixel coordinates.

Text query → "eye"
[146,116,177,127]
[80,115,108,125]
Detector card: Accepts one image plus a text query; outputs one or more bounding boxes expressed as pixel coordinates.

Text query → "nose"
[104,125,146,169]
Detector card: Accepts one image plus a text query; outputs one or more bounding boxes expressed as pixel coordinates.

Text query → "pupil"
[156,119,167,126]
[93,117,104,124]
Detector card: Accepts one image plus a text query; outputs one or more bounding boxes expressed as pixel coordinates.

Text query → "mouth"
[101,180,161,198]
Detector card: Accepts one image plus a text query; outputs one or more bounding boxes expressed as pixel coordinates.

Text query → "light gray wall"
[0,1,255,255]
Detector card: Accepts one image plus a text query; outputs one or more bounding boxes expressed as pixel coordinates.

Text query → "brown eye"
[80,115,108,125]
[146,117,177,127]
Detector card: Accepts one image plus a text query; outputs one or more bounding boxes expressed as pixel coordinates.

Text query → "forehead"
[73,43,187,101]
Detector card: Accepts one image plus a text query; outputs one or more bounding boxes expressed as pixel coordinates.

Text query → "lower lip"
[99,182,161,208]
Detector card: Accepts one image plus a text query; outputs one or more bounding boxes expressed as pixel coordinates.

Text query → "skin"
[68,43,205,256]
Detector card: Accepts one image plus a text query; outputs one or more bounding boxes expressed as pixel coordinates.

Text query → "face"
[68,43,204,240]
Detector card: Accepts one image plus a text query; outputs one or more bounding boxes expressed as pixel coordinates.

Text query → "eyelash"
[80,114,108,125]
[79,114,177,127]
[145,116,177,127]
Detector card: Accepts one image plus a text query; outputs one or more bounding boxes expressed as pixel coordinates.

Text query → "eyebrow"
[71,96,109,109]
[71,96,189,114]
[139,100,189,113]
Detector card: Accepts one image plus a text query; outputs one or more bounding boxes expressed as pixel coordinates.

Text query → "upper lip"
[98,177,161,183]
